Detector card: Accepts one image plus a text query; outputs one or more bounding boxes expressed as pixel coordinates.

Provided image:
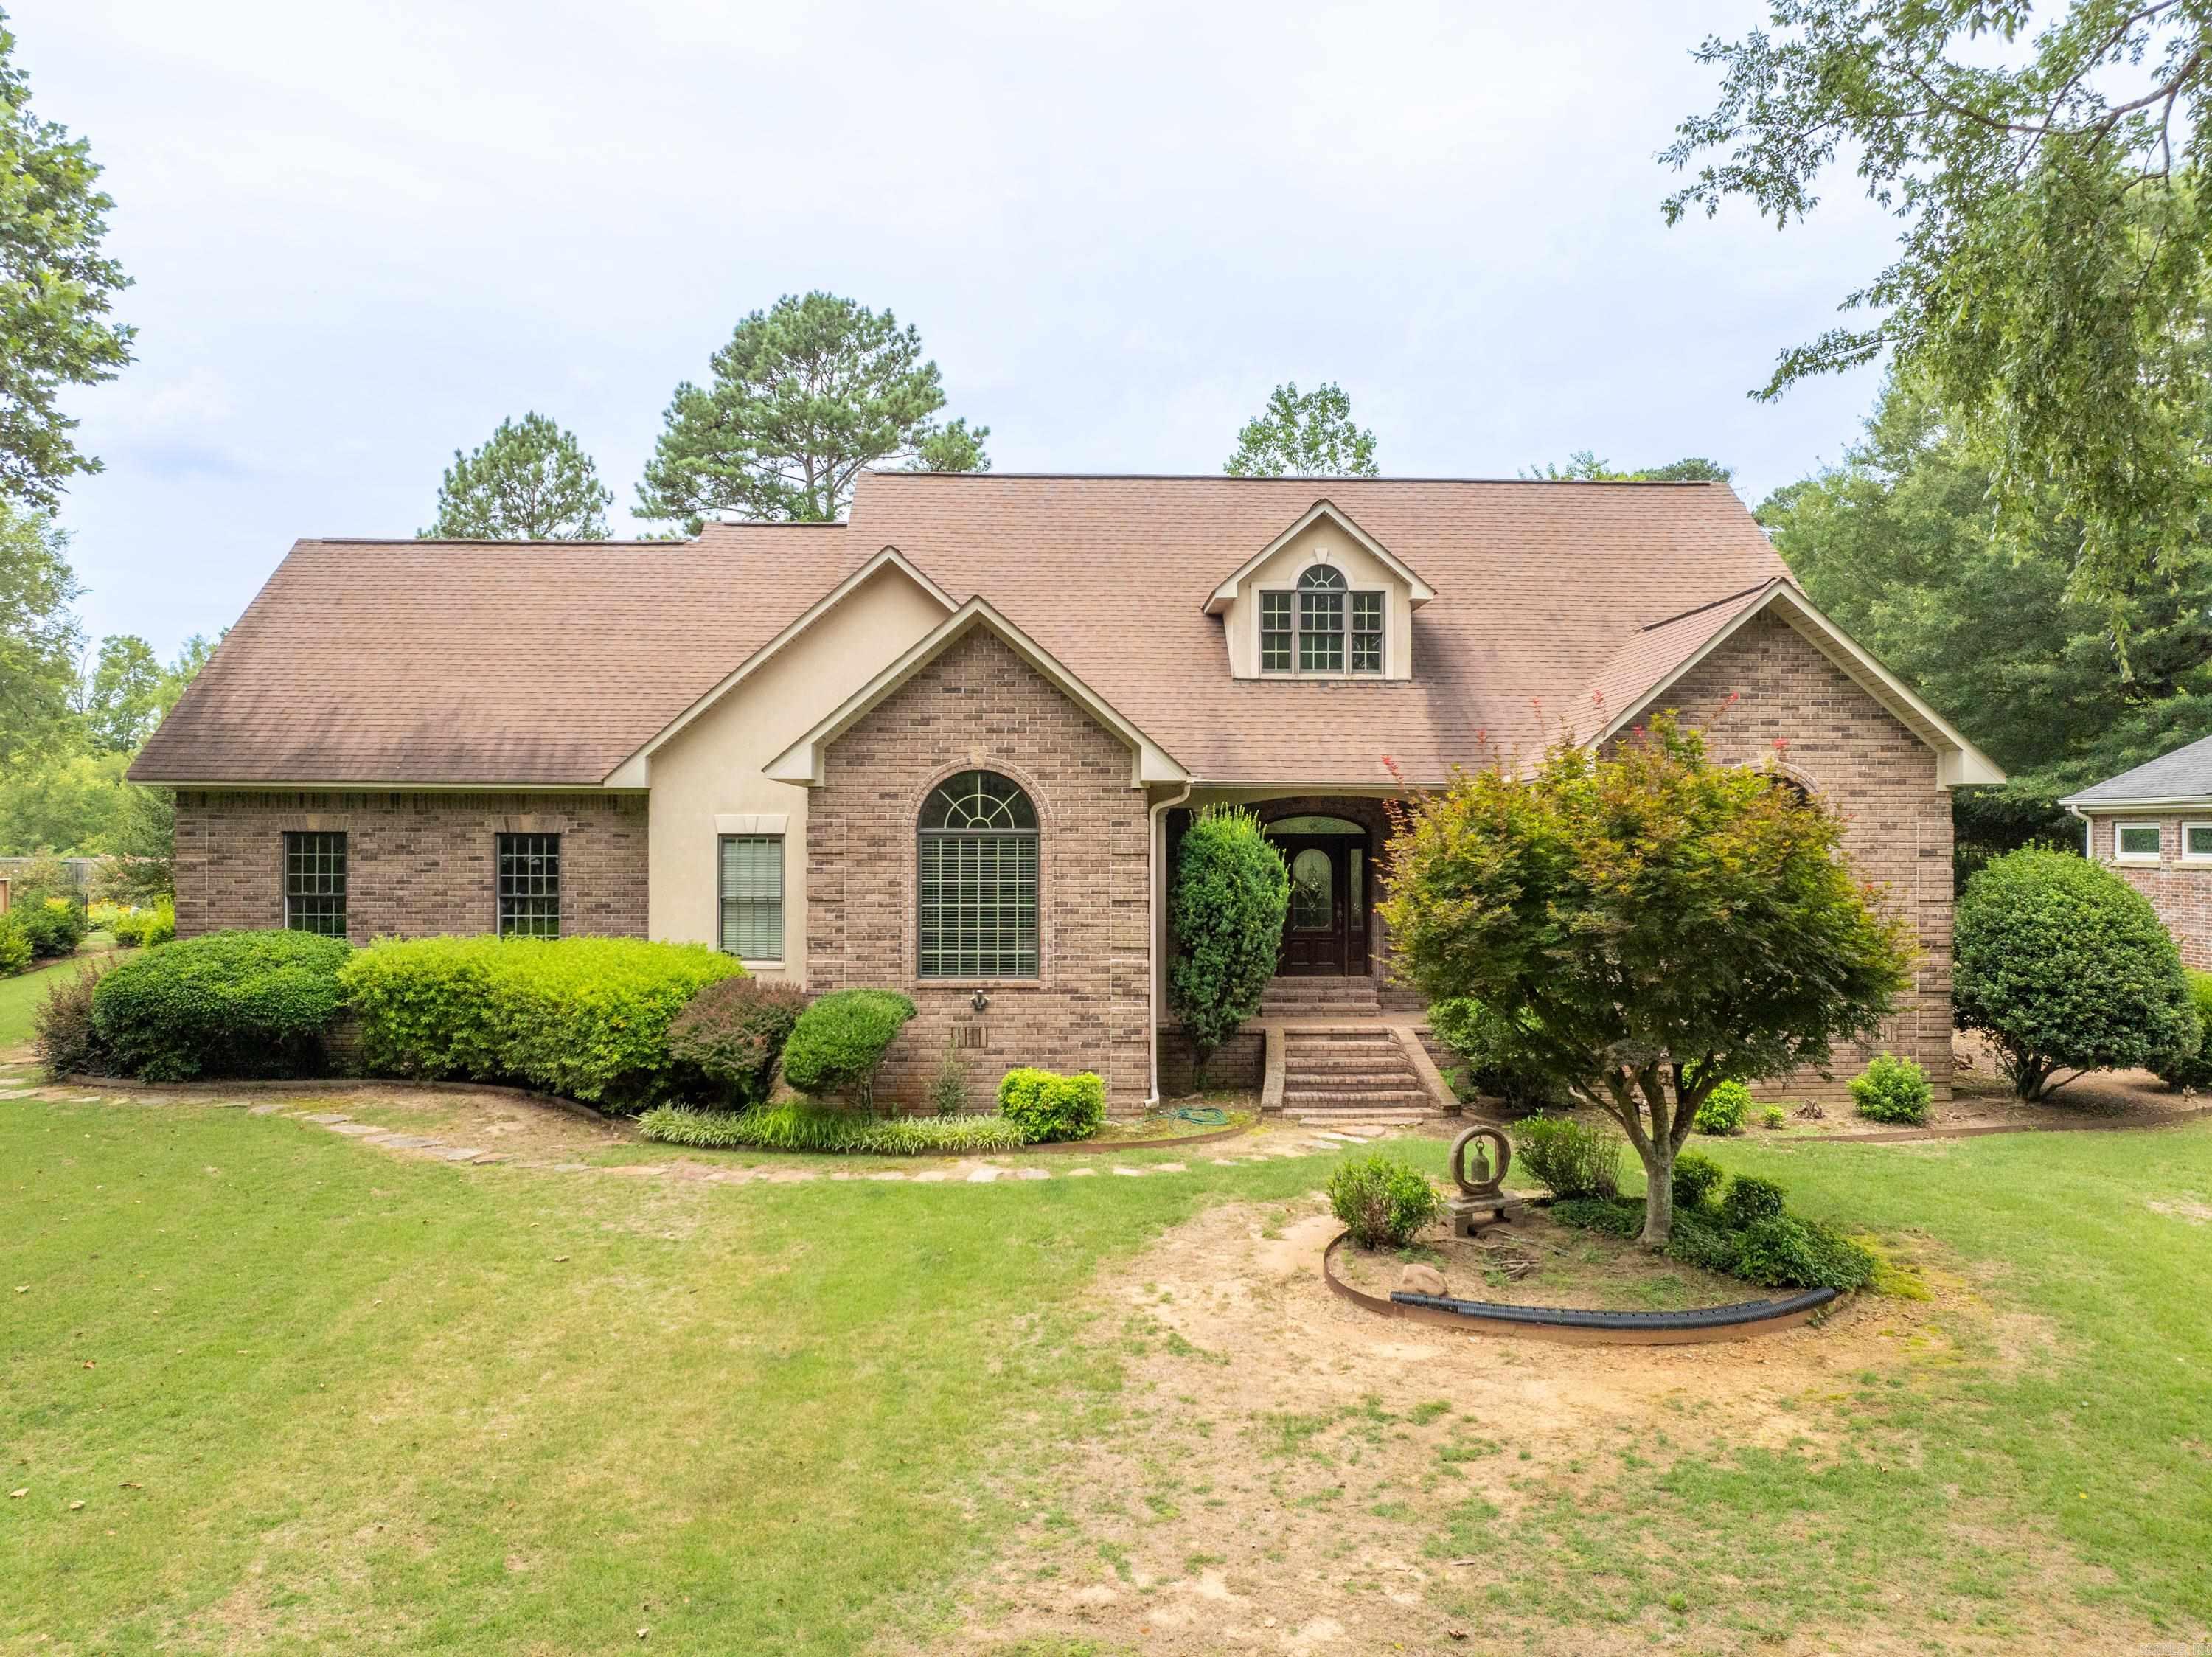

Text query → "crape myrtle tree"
[637,291,990,531]
[1380,715,1913,1245]
[1169,805,1291,1077]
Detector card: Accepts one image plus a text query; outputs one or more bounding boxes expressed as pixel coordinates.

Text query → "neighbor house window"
[2184,823,2212,863]
[496,833,560,937]
[719,834,784,961]
[1256,564,1385,675]
[918,770,1038,978]
[283,831,347,937]
[2115,823,2163,863]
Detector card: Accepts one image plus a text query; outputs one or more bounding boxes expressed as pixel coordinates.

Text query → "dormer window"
[1259,563,1385,676]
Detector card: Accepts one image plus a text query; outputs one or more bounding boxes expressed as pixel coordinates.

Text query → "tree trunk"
[1639,1135,1677,1247]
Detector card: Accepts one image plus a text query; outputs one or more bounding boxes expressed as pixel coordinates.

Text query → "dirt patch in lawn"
[914,1195,2160,1657]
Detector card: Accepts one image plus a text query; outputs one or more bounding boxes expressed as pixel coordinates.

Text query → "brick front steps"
[1258,975,1382,1021]
[1281,1026,1434,1125]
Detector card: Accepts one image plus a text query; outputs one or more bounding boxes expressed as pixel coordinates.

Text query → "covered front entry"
[1266,816,1369,976]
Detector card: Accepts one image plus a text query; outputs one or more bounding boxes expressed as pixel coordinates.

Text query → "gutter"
[1147,779,1194,1108]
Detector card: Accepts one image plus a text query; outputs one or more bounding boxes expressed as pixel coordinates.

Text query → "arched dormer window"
[918,770,1039,979]
[1259,563,1385,675]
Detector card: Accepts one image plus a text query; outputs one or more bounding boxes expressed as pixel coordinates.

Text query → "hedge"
[90,930,352,1081]
[337,935,742,1111]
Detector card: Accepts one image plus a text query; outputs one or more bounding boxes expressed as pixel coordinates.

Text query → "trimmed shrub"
[91,930,351,1081]
[2155,969,2212,1091]
[1169,806,1291,1071]
[1955,848,2199,1100]
[33,960,111,1077]
[1721,1173,1789,1230]
[1327,1152,1444,1248]
[1514,1114,1622,1199]
[338,936,742,1111]
[1760,1104,1787,1129]
[1670,1150,1725,1211]
[15,894,88,960]
[1427,996,1562,1114]
[998,1066,1107,1143]
[0,911,29,977]
[1693,1079,1751,1136]
[780,989,916,1106]
[664,976,806,1108]
[1732,1215,1877,1291]
[636,1102,1030,1156]
[1851,1052,1933,1124]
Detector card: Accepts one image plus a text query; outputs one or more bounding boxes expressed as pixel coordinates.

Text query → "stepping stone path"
[0,1066,1399,1187]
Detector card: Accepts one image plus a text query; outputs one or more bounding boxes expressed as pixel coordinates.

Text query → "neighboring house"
[2064,734,2212,968]
[131,471,2002,1108]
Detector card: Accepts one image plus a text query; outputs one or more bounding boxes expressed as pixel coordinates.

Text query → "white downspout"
[2065,802,2093,857]
[1147,780,1195,1107]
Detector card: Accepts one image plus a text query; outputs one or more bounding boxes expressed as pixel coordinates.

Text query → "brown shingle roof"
[133,475,1791,788]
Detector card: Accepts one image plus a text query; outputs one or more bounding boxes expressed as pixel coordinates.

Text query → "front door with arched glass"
[1268,818,1368,976]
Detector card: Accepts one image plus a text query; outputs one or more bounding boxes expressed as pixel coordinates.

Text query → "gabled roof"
[2061,732,2212,807]
[763,597,1189,787]
[1589,577,2006,787]
[1203,499,1436,615]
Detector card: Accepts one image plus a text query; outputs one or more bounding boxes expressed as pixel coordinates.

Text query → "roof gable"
[1203,499,1435,615]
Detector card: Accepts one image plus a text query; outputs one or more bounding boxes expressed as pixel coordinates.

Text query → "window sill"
[739,959,785,971]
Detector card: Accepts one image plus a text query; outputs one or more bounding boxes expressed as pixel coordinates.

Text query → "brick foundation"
[1155,1029,1265,1098]
[172,791,650,943]
[2084,815,2212,970]
[804,626,1152,1108]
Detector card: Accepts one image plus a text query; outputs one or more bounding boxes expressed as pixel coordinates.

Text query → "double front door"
[1275,834,1368,976]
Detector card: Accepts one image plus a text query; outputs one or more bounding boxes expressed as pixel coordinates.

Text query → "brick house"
[2064,735,2212,969]
[131,472,2002,1110]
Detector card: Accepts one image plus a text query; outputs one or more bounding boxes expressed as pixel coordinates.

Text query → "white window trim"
[718,831,786,965]
[2113,822,2165,864]
[2182,821,2212,864]
[1254,566,1388,678]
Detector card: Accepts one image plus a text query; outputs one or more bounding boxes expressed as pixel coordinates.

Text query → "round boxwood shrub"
[1169,806,1290,1072]
[1955,849,2199,1100]
[780,989,917,1106]
[1670,1150,1725,1211]
[1514,1114,1622,1199]
[2154,969,2212,1091]
[665,976,807,1108]
[1693,1079,1751,1136]
[1327,1151,1444,1248]
[91,929,352,1081]
[1720,1173,1789,1230]
[1850,1052,1933,1124]
[997,1066,1106,1142]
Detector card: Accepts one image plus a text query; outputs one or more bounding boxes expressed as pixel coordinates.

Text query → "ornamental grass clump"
[1326,1152,1444,1248]
[91,929,351,1081]
[1955,849,2198,1100]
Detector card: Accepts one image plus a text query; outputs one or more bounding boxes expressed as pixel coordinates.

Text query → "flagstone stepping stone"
[914,1170,950,1182]
[1110,1167,1147,1177]
[967,1166,1002,1183]
[1062,1167,1098,1178]
[866,1171,907,1181]
[248,1102,288,1116]
[1151,1161,1187,1173]
[367,1133,439,1150]
[300,1113,352,1125]
[435,1146,485,1161]
[1009,1167,1050,1180]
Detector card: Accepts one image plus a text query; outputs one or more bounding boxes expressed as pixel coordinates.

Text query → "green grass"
[0,939,131,1049]
[0,1092,1336,1655]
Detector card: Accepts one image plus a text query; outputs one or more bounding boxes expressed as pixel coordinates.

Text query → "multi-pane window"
[1298,565,1345,672]
[2115,823,2163,862]
[1259,591,1293,673]
[496,833,560,938]
[720,834,784,960]
[1350,591,1383,672]
[918,770,1039,978]
[2185,822,2212,862]
[283,831,347,937]
[1256,565,1384,675]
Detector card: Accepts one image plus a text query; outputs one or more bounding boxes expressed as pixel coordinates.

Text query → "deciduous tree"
[1224,382,1379,478]
[421,413,612,540]
[0,501,81,768]
[637,292,989,529]
[1381,715,1911,1245]
[1665,1,2212,613]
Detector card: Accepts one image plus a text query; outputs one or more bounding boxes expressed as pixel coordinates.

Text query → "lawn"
[0,938,129,1049]
[6,1088,2211,1654]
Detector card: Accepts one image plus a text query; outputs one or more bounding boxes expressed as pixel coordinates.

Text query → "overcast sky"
[32,1,1899,659]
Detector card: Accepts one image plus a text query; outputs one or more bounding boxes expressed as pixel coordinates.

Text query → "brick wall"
[805,625,1152,1109]
[173,791,650,943]
[2085,815,2212,968]
[1650,610,1958,1101]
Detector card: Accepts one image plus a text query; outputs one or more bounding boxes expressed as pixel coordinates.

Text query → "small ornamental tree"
[1380,714,1913,1246]
[1169,806,1290,1075]
[1955,849,2199,1100]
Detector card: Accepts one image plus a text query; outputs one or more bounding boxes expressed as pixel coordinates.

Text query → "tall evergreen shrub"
[1169,806,1290,1074]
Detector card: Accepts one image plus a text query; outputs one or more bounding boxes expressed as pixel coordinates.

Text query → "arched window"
[1259,562,1385,675]
[918,770,1039,978]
